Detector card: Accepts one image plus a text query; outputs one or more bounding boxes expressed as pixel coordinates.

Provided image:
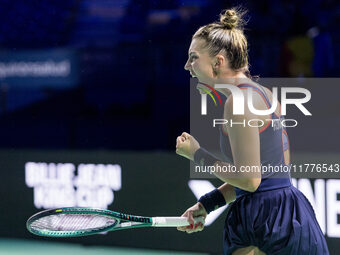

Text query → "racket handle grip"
[152,216,205,227]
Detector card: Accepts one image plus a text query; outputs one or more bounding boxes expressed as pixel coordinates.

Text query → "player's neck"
[214,73,250,97]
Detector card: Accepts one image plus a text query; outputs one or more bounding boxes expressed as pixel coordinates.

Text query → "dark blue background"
[0,0,338,151]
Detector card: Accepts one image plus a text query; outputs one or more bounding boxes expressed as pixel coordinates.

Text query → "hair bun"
[219,9,240,29]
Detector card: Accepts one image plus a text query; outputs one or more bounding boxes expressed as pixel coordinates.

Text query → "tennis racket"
[27,207,204,237]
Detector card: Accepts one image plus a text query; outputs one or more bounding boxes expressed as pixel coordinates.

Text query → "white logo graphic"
[201,85,311,116]
[25,162,121,209]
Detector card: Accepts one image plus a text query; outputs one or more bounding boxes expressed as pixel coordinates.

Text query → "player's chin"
[189,71,197,78]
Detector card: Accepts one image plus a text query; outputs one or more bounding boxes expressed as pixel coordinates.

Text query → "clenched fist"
[175,132,200,161]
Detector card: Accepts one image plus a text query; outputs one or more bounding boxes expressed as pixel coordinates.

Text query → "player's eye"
[190,56,198,61]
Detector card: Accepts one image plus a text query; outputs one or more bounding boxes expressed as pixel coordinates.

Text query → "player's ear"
[215,54,226,67]
[212,54,225,75]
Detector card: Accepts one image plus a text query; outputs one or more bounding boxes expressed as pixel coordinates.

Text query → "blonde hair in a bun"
[220,9,239,29]
[193,7,249,72]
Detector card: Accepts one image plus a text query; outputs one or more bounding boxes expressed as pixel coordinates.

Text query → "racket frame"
[26,207,153,237]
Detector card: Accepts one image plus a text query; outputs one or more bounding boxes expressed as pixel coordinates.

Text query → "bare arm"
[217,182,236,203]
[207,93,261,192]
[176,91,262,192]
[176,127,261,192]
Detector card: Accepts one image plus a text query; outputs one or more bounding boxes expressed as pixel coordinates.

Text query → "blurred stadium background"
[0,0,339,254]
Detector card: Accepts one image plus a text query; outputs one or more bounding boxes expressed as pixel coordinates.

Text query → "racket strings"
[30,214,117,232]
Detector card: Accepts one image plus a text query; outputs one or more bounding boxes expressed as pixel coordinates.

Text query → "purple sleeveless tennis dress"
[221,83,329,255]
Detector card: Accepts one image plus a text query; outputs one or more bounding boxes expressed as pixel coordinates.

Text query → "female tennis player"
[176,8,329,255]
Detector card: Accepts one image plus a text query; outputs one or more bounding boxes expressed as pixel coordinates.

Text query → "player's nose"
[184,59,190,71]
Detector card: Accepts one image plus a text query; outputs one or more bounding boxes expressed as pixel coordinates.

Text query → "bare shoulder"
[224,94,234,119]
[224,87,258,120]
